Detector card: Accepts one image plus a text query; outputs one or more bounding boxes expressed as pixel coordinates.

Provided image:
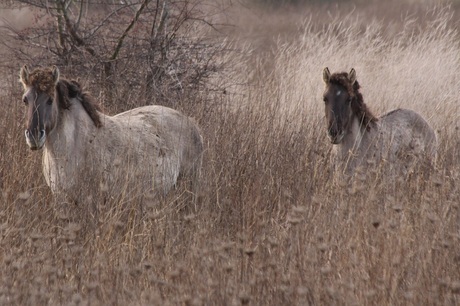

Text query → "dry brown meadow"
[0,0,460,305]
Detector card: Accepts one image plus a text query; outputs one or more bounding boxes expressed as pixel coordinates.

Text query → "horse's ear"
[348,68,357,85]
[19,65,30,86]
[323,67,331,84]
[51,66,60,84]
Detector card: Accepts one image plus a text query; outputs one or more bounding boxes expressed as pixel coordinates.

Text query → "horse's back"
[111,105,203,187]
[379,108,437,158]
[113,105,200,142]
[114,105,187,127]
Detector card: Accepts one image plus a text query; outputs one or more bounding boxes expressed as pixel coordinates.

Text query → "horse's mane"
[329,72,378,130]
[55,78,103,128]
[24,67,102,128]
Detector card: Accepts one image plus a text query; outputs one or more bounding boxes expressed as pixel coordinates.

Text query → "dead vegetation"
[0,1,460,305]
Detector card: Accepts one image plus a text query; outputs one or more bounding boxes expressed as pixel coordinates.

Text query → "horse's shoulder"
[378,107,436,144]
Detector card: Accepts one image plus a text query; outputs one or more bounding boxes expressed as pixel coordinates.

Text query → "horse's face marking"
[323,83,353,144]
[22,86,56,150]
[19,65,59,150]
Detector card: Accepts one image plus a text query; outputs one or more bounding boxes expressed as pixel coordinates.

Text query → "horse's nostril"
[329,129,337,138]
[39,129,46,139]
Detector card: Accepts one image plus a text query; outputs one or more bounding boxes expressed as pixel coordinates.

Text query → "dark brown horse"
[322,67,437,175]
[20,65,203,203]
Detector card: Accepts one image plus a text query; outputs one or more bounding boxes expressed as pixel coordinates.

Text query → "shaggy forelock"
[25,67,56,96]
[326,70,377,129]
[327,72,357,97]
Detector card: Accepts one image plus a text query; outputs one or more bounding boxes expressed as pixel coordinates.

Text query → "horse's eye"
[47,98,53,105]
[323,97,328,103]
[23,96,28,105]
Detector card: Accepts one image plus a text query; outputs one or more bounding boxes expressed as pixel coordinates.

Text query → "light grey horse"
[322,67,437,176]
[20,65,203,204]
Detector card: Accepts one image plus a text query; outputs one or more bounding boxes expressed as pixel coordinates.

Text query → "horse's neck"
[45,100,97,157]
[336,117,365,157]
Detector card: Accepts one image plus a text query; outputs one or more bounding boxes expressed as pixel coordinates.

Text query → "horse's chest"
[42,150,84,194]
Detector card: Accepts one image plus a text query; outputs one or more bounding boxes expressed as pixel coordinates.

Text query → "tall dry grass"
[1,2,460,305]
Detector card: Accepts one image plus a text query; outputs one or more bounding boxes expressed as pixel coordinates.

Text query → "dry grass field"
[0,1,460,305]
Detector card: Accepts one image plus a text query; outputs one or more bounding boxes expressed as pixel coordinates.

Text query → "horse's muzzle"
[25,129,46,150]
[328,129,345,144]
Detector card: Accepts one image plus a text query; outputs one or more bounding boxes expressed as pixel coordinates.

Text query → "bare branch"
[110,0,151,61]
[56,0,97,57]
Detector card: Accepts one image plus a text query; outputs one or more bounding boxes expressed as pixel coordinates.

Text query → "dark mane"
[329,72,378,130]
[55,79,103,128]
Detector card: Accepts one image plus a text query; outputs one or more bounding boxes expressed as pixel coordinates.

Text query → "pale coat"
[332,108,437,175]
[322,68,437,177]
[20,65,203,204]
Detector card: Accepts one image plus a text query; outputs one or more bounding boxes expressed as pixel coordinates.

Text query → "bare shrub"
[1,0,229,112]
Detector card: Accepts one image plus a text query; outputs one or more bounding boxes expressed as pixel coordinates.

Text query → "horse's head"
[322,67,358,144]
[19,65,60,150]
